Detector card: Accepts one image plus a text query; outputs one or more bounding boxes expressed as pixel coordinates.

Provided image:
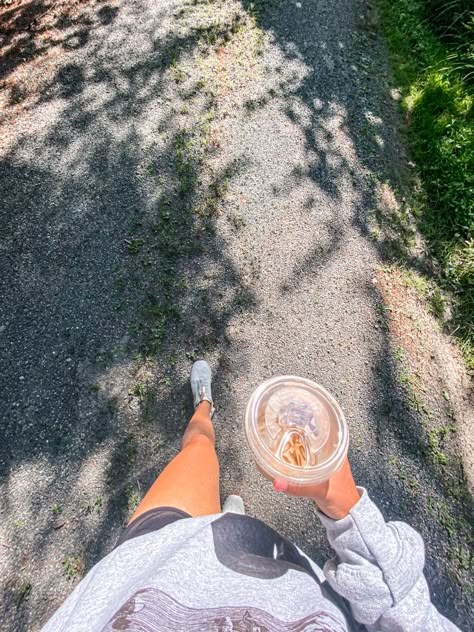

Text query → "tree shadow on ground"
[240,0,472,626]
[0,0,124,134]
[0,0,119,84]
[0,0,472,629]
[0,3,256,628]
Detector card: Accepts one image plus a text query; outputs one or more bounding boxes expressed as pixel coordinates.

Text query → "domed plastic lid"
[245,376,349,485]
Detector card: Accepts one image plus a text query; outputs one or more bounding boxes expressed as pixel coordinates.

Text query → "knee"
[183,432,215,450]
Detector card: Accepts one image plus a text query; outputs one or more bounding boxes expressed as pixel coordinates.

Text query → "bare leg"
[128,402,220,523]
[181,401,215,448]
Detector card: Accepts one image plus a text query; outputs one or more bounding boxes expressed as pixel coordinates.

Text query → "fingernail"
[273,479,287,493]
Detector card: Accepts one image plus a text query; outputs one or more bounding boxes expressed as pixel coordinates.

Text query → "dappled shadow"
[0,1,256,628]
[239,0,472,627]
[0,0,122,130]
[0,0,118,84]
[406,82,473,347]
[0,0,472,629]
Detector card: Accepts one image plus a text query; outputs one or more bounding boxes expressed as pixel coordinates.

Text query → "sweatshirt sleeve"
[316,488,460,632]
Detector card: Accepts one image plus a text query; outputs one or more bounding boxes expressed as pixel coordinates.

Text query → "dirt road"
[0,0,472,629]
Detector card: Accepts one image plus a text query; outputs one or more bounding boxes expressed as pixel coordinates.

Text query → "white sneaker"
[222,495,245,515]
[190,360,215,416]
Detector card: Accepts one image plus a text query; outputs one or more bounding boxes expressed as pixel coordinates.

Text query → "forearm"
[317,489,460,632]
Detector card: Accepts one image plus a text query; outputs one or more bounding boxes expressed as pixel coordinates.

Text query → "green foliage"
[423,0,474,86]
[423,0,471,36]
[63,557,83,581]
[127,489,140,513]
[378,0,474,368]
[128,381,147,399]
[127,238,145,256]
[169,57,186,83]
[426,426,456,465]
[82,495,103,515]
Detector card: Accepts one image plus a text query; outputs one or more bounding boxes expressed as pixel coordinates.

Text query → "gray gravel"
[0,0,471,629]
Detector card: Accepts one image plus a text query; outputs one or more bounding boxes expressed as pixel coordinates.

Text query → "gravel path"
[0,0,471,629]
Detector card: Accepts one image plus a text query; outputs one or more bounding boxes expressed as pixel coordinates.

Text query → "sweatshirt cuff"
[315,487,374,559]
[316,487,369,528]
[316,487,425,605]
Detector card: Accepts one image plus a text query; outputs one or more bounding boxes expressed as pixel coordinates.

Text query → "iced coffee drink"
[245,376,349,486]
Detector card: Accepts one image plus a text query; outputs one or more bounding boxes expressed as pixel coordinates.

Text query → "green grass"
[398,267,430,297]
[63,557,83,581]
[82,496,103,516]
[127,489,140,514]
[51,503,62,515]
[128,381,148,400]
[398,266,447,317]
[169,57,186,84]
[377,0,474,369]
[127,238,145,256]
[391,344,459,466]
[426,426,456,465]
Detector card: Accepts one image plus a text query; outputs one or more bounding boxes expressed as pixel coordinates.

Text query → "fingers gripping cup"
[245,376,349,486]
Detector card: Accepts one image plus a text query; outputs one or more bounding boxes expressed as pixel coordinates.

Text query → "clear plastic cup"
[245,375,349,486]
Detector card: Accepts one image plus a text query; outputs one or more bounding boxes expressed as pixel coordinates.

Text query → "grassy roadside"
[375,0,473,369]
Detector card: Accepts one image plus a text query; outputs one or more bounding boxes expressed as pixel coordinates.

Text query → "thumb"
[273,478,289,493]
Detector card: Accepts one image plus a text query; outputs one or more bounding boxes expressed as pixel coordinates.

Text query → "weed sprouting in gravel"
[51,503,62,515]
[127,238,145,256]
[127,489,140,514]
[63,557,84,581]
[128,381,148,400]
[169,57,186,83]
[82,496,103,516]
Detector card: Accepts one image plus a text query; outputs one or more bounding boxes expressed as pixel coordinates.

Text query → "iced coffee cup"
[245,376,349,486]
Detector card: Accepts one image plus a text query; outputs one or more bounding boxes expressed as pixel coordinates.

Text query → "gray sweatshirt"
[42,489,460,631]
